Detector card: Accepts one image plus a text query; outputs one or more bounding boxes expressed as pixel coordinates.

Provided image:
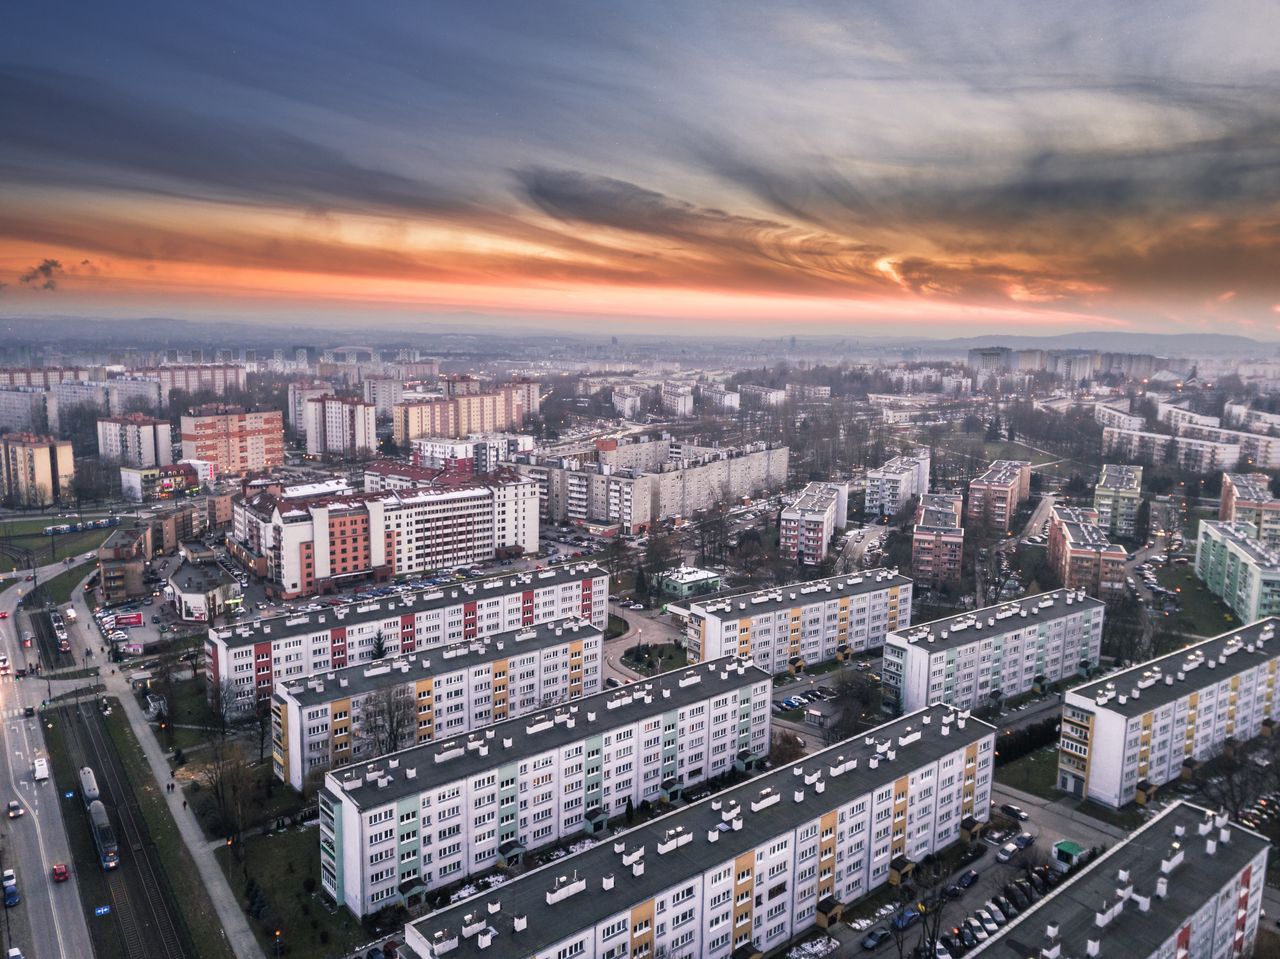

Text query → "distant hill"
[914,331,1270,357]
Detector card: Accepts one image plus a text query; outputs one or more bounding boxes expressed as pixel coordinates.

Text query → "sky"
[1,1,1279,338]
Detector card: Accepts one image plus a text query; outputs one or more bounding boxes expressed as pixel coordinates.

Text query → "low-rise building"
[402,704,995,959]
[120,462,201,503]
[274,618,604,790]
[167,557,241,622]
[780,481,849,565]
[0,433,74,507]
[686,570,911,674]
[1220,471,1280,546]
[883,589,1104,714]
[1059,618,1280,807]
[205,563,608,709]
[912,493,964,589]
[865,450,930,517]
[1194,520,1280,624]
[654,565,723,599]
[317,656,771,914]
[1093,463,1143,537]
[966,459,1031,532]
[968,802,1267,959]
[1047,505,1127,597]
[96,413,172,468]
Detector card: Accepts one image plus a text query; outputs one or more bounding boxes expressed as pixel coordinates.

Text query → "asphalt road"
[0,568,95,959]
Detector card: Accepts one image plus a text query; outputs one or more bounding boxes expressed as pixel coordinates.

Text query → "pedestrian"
[182,800,187,811]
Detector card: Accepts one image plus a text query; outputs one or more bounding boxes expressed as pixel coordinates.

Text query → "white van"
[32,758,49,782]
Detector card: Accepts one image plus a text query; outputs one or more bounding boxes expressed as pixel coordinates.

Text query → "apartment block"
[205,563,608,708]
[737,383,788,407]
[391,383,539,444]
[1047,505,1127,597]
[0,433,74,507]
[0,388,52,433]
[1194,521,1280,624]
[912,493,964,589]
[1157,401,1220,431]
[1223,401,1280,434]
[273,618,604,790]
[317,657,771,914]
[97,524,152,606]
[966,459,1031,531]
[1220,471,1280,546]
[968,802,1267,959]
[287,381,335,435]
[865,450,930,517]
[780,481,849,565]
[883,589,1104,714]
[1102,427,1241,473]
[1092,463,1143,537]
[138,363,247,404]
[179,404,285,477]
[785,383,832,401]
[610,386,647,419]
[1179,422,1280,470]
[96,413,172,468]
[410,434,535,475]
[686,570,912,674]
[120,462,201,503]
[1093,402,1145,432]
[303,395,378,458]
[0,367,88,388]
[1059,618,1280,807]
[403,704,994,959]
[361,376,405,416]
[233,471,539,598]
[698,384,740,412]
[659,383,694,418]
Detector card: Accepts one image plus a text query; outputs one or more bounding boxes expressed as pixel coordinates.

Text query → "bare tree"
[885,855,957,959]
[203,737,252,846]
[768,729,804,766]
[205,677,242,740]
[356,686,417,759]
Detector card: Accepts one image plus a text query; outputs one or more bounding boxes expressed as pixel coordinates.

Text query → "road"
[1017,493,1056,544]
[0,566,95,959]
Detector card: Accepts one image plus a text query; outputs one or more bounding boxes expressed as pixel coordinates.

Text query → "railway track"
[37,613,191,959]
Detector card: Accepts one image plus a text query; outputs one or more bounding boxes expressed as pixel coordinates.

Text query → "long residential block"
[685,569,912,674]
[319,656,772,915]
[883,589,1104,714]
[206,563,608,710]
[1059,618,1280,808]
[403,704,995,959]
[1195,520,1280,624]
[971,802,1267,959]
[273,618,604,791]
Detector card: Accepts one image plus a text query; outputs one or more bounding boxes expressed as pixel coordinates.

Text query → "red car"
[0,611,8,619]
[51,863,69,883]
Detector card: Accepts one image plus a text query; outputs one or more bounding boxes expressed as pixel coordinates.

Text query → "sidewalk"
[71,574,267,959]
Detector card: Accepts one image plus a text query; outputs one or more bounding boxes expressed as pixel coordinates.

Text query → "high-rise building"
[179,404,284,477]
[361,375,404,416]
[0,433,75,506]
[303,395,377,458]
[1059,618,1280,807]
[391,383,539,444]
[96,413,172,468]
[686,569,911,673]
[883,589,1104,714]
[780,481,849,565]
[401,704,995,959]
[912,493,965,589]
[966,459,1031,532]
[865,450,931,517]
[1047,505,1128,596]
[1093,463,1143,537]
[1194,521,1280,623]
[287,381,334,436]
[318,657,771,915]
[1220,472,1280,546]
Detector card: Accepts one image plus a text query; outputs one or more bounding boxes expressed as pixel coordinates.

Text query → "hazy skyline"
[2,1,1279,337]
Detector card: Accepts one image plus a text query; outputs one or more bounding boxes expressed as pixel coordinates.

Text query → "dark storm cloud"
[19,258,63,290]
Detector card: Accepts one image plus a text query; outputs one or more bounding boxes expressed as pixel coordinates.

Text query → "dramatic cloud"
[0,0,1277,333]
[19,258,63,290]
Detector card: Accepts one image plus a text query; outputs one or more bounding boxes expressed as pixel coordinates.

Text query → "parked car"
[963,917,988,942]
[1000,803,1030,821]
[975,910,1000,935]
[1014,831,1036,849]
[958,869,980,888]
[892,907,921,931]
[861,928,892,950]
[993,895,1018,919]
[996,841,1019,862]
[983,901,1007,925]
[1004,884,1030,910]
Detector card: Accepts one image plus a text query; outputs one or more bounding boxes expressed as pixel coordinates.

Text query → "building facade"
[0,433,74,506]
[137,363,247,404]
[361,376,405,416]
[1094,402,1146,432]
[1047,505,1127,597]
[1059,619,1280,807]
[966,459,1031,531]
[179,405,285,477]
[912,493,964,590]
[1093,463,1143,537]
[686,570,912,674]
[865,450,930,517]
[274,618,605,790]
[287,381,335,436]
[410,434,536,475]
[780,481,849,566]
[303,395,378,458]
[391,383,539,444]
[402,704,994,959]
[1220,472,1280,546]
[883,589,1105,714]
[1195,520,1280,624]
[205,563,608,709]
[317,657,772,914]
[96,413,172,468]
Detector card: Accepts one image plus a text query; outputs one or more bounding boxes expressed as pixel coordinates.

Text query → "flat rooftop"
[209,562,606,649]
[326,656,768,810]
[973,802,1268,959]
[1054,507,1124,554]
[1201,520,1280,569]
[971,459,1029,486]
[1069,617,1280,718]
[1225,472,1278,505]
[279,618,600,708]
[889,589,1103,654]
[405,704,993,959]
[784,481,846,516]
[688,568,910,621]
[1097,463,1142,491]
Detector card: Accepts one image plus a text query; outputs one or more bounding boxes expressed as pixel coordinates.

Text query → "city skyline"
[2,1,1279,336]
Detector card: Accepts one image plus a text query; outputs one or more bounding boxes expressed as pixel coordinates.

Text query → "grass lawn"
[1154,563,1237,636]
[27,559,98,605]
[0,527,113,571]
[621,641,688,676]
[994,746,1060,800]
[216,826,369,959]
[103,703,238,959]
